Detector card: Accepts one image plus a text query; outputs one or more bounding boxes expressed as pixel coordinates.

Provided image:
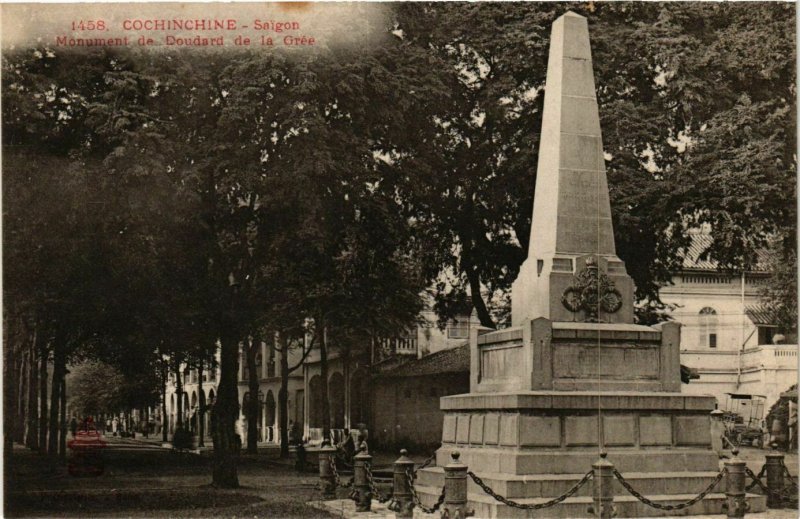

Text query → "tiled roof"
[745,305,779,326]
[679,229,771,272]
[379,343,469,378]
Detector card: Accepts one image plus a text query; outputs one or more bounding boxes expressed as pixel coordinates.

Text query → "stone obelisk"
[511,11,634,326]
[416,12,766,517]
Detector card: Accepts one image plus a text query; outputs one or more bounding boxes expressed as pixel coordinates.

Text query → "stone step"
[413,484,767,518]
[416,467,727,499]
[437,447,719,475]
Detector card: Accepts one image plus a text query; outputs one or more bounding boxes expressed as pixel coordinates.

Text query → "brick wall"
[371,373,468,449]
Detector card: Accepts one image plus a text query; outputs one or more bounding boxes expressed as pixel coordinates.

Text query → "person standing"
[69,416,78,437]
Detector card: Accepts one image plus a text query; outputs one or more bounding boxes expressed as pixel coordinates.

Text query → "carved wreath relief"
[561,256,623,322]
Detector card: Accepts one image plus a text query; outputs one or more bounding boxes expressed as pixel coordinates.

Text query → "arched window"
[699,307,718,348]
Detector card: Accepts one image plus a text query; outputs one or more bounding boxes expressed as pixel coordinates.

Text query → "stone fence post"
[393,449,414,517]
[354,445,372,512]
[724,449,748,518]
[765,445,785,509]
[317,444,337,500]
[589,452,615,518]
[442,452,471,518]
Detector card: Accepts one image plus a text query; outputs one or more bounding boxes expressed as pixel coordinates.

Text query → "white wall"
[661,272,796,413]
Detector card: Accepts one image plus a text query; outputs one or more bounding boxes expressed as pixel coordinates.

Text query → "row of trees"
[4,3,795,486]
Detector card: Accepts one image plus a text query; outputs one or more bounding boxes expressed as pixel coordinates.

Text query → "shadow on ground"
[5,442,337,518]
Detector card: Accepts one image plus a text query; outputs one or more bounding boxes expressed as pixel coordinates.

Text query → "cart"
[723,393,767,448]
[67,426,107,476]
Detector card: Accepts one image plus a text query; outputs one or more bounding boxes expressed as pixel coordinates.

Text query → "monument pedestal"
[416,391,769,517]
[415,320,766,516]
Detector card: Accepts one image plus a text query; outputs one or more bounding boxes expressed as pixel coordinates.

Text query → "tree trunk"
[174,359,184,429]
[466,265,496,329]
[59,376,67,461]
[212,332,240,488]
[15,341,28,444]
[4,318,17,462]
[278,335,290,458]
[39,341,49,451]
[160,362,168,443]
[26,330,39,450]
[47,345,64,458]
[318,323,331,442]
[197,357,205,447]
[245,337,260,454]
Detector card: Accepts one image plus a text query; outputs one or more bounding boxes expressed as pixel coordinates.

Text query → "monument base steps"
[434,448,720,475]
[418,467,726,498]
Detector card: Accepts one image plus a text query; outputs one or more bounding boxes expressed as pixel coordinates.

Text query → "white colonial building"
[163,338,306,445]
[662,229,797,412]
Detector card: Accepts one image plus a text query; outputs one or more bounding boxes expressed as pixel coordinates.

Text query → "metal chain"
[746,465,767,492]
[415,452,437,475]
[406,468,445,514]
[745,466,772,494]
[329,455,353,489]
[468,470,593,510]
[365,462,392,503]
[779,463,798,507]
[782,462,797,487]
[613,468,726,511]
[745,465,799,509]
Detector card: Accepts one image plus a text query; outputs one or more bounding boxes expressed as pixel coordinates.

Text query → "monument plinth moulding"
[416,12,766,517]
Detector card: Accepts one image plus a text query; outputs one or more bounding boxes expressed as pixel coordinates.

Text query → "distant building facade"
[163,338,305,445]
[162,310,474,446]
[300,309,474,444]
[663,229,797,411]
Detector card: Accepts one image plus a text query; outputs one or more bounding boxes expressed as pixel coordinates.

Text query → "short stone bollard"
[393,449,415,517]
[441,451,472,518]
[354,444,373,512]
[588,451,616,518]
[724,448,749,518]
[317,444,337,500]
[765,444,785,509]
